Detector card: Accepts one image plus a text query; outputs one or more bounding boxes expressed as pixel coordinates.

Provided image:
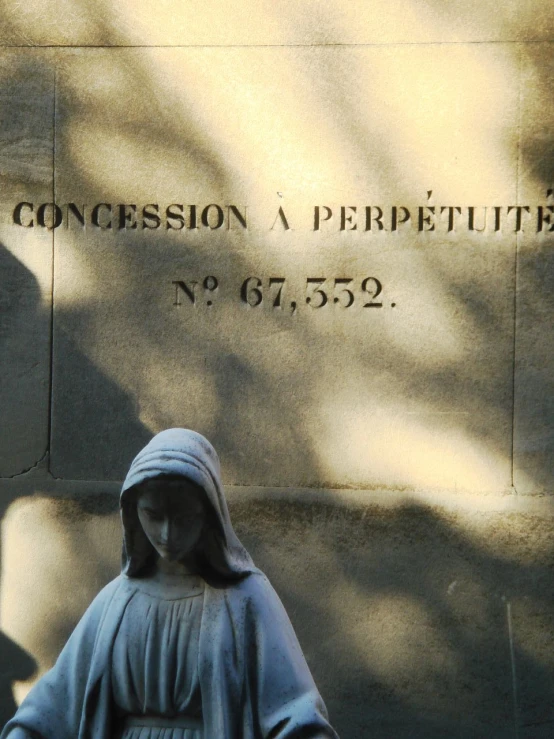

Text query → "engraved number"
[362,277,383,307]
[334,278,355,308]
[306,278,328,308]
[269,278,285,308]
[241,277,263,307]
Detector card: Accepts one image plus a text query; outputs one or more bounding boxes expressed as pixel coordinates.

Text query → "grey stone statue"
[1,429,339,739]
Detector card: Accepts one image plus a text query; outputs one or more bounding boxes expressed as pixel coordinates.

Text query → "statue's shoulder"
[223,570,284,613]
[94,574,126,601]
[80,575,129,623]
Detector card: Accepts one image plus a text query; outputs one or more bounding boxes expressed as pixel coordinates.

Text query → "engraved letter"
[227,205,247,229]
[37,203,62,229]
[507,206,531,232]
[13,202,34,227]
[365,206,384,231]
[314,206,333,231]
[537,205,554,232]
[173,280,197,306]
[166,204,184,230]
[118,204,137,230]
[440,206,461,232]
[418,206,435,232]
[67,203,86,227]
[391,206,410,231]
[91,203,112,229]
[340,206,357,231]
[468,206,487,232]
[271,207,291,230]
[493,206,502,232]
[201,204,224,230]
[142,204,161,230]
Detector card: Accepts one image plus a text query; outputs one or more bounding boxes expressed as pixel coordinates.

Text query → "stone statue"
[1,429,339,739]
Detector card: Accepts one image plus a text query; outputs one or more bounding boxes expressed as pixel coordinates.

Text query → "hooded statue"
[1,429,339,739]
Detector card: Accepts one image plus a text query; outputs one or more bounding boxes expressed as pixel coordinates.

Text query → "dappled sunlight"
[0,0,547,496]
[0,496,120,701]
[0,0,106,46]
[39,38,523,489]
[233,495,554,734]
[0,0,535,46]
[316,393,508,491]
[67,124,226,205]
[0,0,531,495]
[60,53,228,204]
[0,0,553,733]
[53,230,98,306]
[358,46,518,198]
[1,489,552,732]
[136,353,222,434]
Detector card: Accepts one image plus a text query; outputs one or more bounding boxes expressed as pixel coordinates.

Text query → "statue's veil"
[120,428,255,579]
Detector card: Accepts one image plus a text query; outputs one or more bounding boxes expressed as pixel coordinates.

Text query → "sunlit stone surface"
[2,488,554,737]
[50,46,519,490]
[0,4,553,739]
[0,0,551,46]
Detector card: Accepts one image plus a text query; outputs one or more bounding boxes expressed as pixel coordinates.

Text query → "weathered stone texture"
[0,52,53,477]
[514,43,554,494]
[1,489,553,737]
[49,46,519,491]
[0,0,550,47]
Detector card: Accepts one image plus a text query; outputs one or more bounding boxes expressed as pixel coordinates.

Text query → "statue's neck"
[153,554,200,583]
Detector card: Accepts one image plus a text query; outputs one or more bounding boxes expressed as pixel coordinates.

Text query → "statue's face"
[137,478,207,562]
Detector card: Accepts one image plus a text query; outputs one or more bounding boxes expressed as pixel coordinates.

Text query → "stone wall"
[0,3,553,737]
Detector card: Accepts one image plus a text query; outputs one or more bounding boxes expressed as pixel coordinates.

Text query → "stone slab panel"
[511,597,554,736]
[0,51,54,477]
[0,0,550,47]
[2,489,554,736]
[513,43,554,494]
[517,2,554,42]
[48,46,519,490]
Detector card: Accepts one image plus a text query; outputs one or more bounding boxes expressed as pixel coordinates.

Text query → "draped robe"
[1,571,337,739]
[1,429,338,739]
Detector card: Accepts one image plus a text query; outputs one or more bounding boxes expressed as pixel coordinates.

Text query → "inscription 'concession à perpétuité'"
[10,195,554,234]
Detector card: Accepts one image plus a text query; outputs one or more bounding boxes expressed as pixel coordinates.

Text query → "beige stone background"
[0,2,553,737]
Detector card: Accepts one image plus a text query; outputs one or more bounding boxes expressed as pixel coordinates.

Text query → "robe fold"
[1,572,337,739]
[1,429,338,739]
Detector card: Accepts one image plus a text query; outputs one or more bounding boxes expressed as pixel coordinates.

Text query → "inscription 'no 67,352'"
[172,276,395,314]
